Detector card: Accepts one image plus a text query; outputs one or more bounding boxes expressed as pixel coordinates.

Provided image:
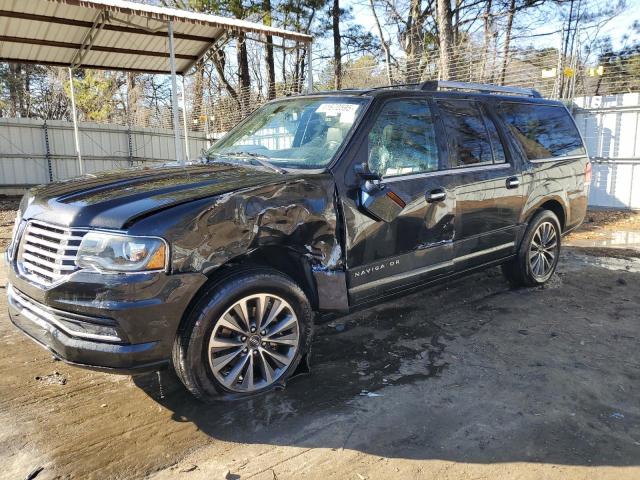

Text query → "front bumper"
[5,254,208,374]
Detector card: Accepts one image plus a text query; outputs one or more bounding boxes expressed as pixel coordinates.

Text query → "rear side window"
[497,102,586,160]
[436,100,504,167]
[368,99,439,178]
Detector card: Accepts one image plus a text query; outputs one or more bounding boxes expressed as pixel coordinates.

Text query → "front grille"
[17,221,86,286]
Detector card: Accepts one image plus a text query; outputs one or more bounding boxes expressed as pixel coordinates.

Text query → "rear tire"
[172,268,313,402]
[502,210,561,287]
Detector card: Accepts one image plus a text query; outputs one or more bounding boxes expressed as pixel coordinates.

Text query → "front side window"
[497,102,586,160]
[368,99,439,178]
[208,97,365,170]
[436,100,497,167]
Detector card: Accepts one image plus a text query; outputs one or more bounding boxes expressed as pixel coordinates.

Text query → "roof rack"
[419,80,542,98]
[366,83,421,92]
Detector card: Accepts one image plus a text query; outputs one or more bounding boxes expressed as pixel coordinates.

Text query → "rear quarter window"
[497,102,586,160]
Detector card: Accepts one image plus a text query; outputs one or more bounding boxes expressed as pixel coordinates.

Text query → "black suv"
[5,81,591,400]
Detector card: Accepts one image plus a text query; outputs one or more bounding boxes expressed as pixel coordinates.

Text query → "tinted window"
[497,102,586,160]
[368,99,439,177]
[437,100,495,167]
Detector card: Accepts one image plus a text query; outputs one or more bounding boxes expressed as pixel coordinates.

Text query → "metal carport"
[0,0,313,171]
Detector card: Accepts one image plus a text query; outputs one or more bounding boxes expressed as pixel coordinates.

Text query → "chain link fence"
[1,35,639,166]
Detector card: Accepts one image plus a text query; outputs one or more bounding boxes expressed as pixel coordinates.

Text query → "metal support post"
[168,20,183,164]
[68,67,83,175]
[181,75,190,162]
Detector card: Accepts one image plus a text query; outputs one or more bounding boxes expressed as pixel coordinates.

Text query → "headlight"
[76,232,167,273]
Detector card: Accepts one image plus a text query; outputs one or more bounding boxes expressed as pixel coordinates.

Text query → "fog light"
[55,317,121,342]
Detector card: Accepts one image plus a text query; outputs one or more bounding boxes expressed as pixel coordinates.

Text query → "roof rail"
[420,80,542,98]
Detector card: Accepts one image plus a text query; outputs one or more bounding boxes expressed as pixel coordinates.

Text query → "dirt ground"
[0,197,19,253]
[1,197,640,480]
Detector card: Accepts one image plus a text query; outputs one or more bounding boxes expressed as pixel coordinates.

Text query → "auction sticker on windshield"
[316,103,360,122]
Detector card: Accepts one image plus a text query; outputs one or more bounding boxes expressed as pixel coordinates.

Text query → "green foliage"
[64,71,117,122]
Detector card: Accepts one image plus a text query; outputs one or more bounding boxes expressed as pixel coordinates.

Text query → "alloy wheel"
[529,221,558,280]
[207,294,300,393]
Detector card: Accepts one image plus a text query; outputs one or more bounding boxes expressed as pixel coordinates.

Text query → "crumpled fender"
[165,174,343,275]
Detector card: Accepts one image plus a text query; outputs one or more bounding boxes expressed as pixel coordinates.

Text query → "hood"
[21,164,283,229]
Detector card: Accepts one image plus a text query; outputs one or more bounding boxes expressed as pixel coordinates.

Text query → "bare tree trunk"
[212,48,239,105]
[281,38,287,92]
[405,0,423,82]
[499,0,516,86]
[263,0,276,99]
[193,62,204,129]
[333,0,342,90]
[368,0,393,84]
[559,0,576,98]
[293,46,300,93]
[453,0,461,45]
[126,72,138,125]
[237,32,251,115]
[297,47,307,93]
[8,64,21,117]
[480,0,492,82]
[23,67,31,117]
[436,0,455,80]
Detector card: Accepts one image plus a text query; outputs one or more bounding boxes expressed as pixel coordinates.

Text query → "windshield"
[206,97,366,170]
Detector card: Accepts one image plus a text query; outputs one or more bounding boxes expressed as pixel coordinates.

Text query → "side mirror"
[354,162,405,222]
[358,180,406,223]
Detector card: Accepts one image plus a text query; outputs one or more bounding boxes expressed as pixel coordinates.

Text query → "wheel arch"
[538,199,566,231]
[523,196,567,232]
[175,242,351,339]
[223,246,319,310]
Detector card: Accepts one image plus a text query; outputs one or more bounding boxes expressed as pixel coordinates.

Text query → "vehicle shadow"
[134,262,640,467]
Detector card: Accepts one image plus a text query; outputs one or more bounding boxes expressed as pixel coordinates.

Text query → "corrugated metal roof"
[0,0,311,74]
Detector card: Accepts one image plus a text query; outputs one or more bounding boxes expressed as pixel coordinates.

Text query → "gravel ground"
[1,199,639,479]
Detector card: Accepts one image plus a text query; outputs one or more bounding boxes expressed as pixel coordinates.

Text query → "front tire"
[172,268,313,401]
[502,210,561,287]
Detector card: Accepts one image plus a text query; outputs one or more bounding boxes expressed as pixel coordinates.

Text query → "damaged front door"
[341,97,456,305]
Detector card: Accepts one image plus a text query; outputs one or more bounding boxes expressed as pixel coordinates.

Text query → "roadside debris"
[34,371,66,386]
[156,371,165,400]
[179,464,198,473]
[359,390,383,397]
[24,466,44,480]
[327,321,346,332]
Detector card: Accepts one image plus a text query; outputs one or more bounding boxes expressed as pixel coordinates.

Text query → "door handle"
[426,188,447,202]
[506,176,520,189]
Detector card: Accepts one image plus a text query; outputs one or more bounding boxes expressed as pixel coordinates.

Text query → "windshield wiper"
[208,151,286,174]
